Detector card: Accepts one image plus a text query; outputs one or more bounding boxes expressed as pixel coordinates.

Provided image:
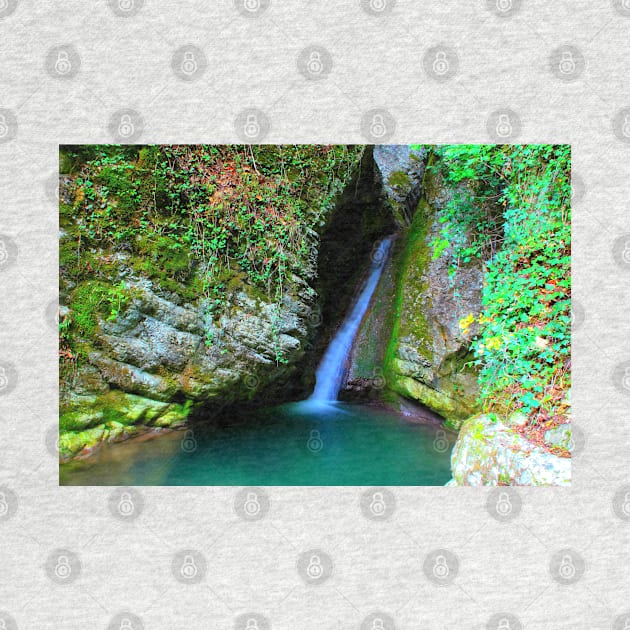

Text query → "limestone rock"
[449,414,571,486]
[373,144,428,226]
[381,161,483,427]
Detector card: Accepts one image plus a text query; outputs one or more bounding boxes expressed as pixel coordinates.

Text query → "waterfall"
[309,236,393,402]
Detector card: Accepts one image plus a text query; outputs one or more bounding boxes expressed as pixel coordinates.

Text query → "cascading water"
[309,236,393,402]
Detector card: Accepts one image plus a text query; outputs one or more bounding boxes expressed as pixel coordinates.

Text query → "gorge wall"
[347,145,483,427]
[59,145,392,460]
[59,143,571,487]
[350,145,571,486]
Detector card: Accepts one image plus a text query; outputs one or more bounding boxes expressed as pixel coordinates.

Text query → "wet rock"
[505,411,529,428]
[59,148,372,460]
[58,391,192,460]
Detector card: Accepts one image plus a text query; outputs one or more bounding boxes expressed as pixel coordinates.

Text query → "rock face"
[449,414,571,486]
[59,146,373,461]
[373,147,483,427]
[373,145,427,226]
[60,277,319,460]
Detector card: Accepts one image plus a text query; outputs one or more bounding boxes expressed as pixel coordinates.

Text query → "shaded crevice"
[292,146,397,397]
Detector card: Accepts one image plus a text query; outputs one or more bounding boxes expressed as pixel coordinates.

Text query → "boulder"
[449,414,571,486]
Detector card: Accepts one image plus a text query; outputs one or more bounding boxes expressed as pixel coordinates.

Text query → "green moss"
[65,280,132,341]
[384,204,433,390]
[59,426,106,459]
[59,391,195,459]
[388,170,411,189]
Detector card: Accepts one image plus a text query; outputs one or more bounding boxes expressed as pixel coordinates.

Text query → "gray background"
[0,0,629,628]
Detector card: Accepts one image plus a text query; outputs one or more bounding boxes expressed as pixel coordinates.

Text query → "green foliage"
[62,280,132,345]
[59,144,362,363]
[414,144,506,272]
[420,144,571,424]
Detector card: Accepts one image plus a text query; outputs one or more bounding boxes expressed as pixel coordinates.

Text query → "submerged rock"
[449,414,571,486]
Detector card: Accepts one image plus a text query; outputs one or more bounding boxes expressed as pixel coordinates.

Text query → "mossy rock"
[449,414,571,486]
[383,165,482,426]
[59,391,195,459]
